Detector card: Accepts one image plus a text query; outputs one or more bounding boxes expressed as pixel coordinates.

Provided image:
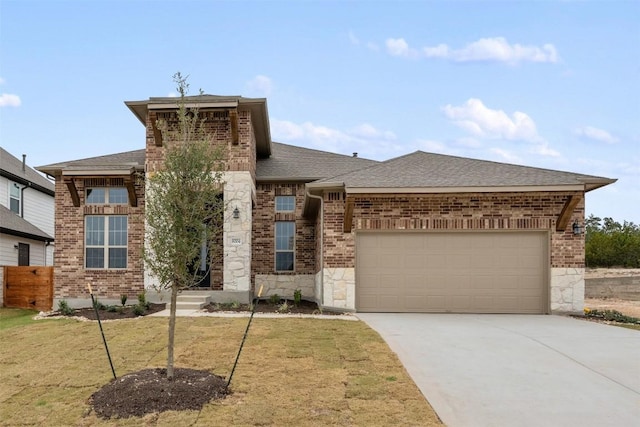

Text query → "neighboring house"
[37,95,616,314]
[1,148,55,304]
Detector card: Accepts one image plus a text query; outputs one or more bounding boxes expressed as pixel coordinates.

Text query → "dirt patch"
[585,268,640,279]
[90,368,228,419]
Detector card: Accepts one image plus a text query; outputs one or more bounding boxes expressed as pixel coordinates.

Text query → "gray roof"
[0,205,53,242]
[257,142,378,181]
[1,147,55,194]
[37,149,146,176]
[315,151,616,191]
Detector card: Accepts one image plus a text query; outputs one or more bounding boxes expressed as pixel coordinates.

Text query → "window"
[85,215,128,269]
[275,221,295,271]
[275,195,295,212]
[9,182,21,215]
[86,187,128,205]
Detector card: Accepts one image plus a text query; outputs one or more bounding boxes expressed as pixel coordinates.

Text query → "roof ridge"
[271,141,378,162]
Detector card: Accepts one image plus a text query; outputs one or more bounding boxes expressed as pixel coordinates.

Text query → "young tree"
[143,73,225,379]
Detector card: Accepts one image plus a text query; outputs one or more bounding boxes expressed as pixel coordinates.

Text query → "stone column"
[223,171,254,291]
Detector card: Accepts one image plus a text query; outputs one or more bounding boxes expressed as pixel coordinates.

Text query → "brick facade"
[53,176,145,300]
[322,191,585,269]
[252,182,316,289]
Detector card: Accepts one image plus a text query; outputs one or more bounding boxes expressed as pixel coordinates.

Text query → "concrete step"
[166,292,211,311]
[166,301,206,310]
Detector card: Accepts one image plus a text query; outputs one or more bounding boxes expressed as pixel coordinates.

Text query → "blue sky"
[1,1,638,223]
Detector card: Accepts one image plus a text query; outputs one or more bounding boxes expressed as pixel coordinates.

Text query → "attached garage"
[356,231,549,314]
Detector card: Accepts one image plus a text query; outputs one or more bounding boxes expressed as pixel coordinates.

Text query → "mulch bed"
[90,368,228,419]
[205,298,346,315]
[66,303,167,320]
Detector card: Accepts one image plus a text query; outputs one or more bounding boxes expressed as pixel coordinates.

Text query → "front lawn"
[0,309,440,426]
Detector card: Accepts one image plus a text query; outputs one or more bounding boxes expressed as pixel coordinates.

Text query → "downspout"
[306,191,324,306]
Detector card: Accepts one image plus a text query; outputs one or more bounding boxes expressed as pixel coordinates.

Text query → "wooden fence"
[3,266,54,311]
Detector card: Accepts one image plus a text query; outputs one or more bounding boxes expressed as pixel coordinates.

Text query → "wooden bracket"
[343,197,354,233]
[124,178,138,207]
[152,116,163,147]
[64,178,80,207]
[556,195,582,232]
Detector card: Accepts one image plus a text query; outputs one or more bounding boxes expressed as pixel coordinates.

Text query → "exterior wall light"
[572,220,583,235]
[233,206,240,219]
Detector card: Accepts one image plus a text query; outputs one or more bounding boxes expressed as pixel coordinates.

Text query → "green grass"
[0,308,38,331]
[0,312,441,426]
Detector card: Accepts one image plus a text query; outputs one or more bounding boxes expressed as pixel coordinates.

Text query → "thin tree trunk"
[167,285,178,380]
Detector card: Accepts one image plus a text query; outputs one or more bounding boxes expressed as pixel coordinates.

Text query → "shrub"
[584,308,640,324]
[133,304,146,316]
[277,300,290,313]
[107,305,117,313]
[120,294,128,307]
[58,300,74,316]
[293,289,302,306]
[93,299,106,311]
[269,293,280,305]
[138,292,149,310]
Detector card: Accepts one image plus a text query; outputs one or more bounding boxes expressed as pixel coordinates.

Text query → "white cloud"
[271,119,401,159]
[348,30,359,45]
[387,36,558,65]
[531,142,561,157]
[246,75,273,96]
[0,93,21,107]
[385,38,419,58]
[167,92,177,97]
[442,98,540,142]
[574,126,618,144]
[490,148,522,163]
[416,139,448,154]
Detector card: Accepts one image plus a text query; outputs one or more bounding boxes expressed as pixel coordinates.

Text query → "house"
[1,148,55,304]
[37,95,616,314]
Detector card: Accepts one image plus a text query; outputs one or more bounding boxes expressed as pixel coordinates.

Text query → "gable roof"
[1,147,55,195]
[256,142,378,181]
[0,204,53,242]
[313,151,616,193]
[37,149,146,176]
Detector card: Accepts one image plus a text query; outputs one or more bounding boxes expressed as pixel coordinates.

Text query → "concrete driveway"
[358,314,640,427]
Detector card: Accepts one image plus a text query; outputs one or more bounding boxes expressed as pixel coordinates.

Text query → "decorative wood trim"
[556,195,582,232]
[64,178,80,207]
[152,118,163,147]
[344,197,354,233]
[124,178,138,207]
[230,109,239,145]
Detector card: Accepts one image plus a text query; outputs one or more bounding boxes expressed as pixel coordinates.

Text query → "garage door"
[356,231,548,314]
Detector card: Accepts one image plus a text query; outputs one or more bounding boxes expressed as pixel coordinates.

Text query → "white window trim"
[8,181,22,215]
[85,215,128,269]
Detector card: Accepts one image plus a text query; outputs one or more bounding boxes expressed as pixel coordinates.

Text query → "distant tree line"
[585,215,640,268]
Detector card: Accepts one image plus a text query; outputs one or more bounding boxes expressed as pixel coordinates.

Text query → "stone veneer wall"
[252,183,316,293]
[53,176,145,304]
[550,268,585,312]
[254,274,315,299]
[320,191,585,312]
[223,172,254,292]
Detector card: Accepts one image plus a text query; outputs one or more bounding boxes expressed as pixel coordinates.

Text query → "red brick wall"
[53,176,145,300]
[252,183,316,286]
[146,109,254,175]
[323,191,585,269]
